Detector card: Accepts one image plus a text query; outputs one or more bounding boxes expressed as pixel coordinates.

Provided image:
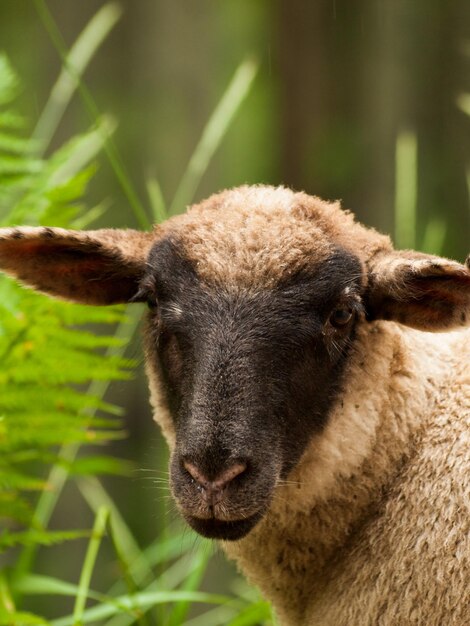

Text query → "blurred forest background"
[0,0,469,623]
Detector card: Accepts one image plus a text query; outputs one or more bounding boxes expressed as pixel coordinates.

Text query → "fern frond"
[0,529,89,551]
[0,56,132,536]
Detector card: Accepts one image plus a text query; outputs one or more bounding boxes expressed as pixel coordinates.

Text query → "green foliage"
[0,54,131,541]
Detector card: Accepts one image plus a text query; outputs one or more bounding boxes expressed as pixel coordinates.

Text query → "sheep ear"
[0,226,155,305]
[365,250,470,331]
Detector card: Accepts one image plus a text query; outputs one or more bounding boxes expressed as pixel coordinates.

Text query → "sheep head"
[1,185,469,541]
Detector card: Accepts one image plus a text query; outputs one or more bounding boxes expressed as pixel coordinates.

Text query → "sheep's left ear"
[0,226,155,305]
[365,250,470,331]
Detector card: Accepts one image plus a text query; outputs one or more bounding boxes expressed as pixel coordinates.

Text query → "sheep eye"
[329,307,353,328]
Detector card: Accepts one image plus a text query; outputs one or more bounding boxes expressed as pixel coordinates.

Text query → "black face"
[141,238,364,541]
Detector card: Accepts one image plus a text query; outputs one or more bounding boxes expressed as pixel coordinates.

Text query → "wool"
[158,185,391,291]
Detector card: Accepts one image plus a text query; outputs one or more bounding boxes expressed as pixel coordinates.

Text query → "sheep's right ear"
[0,226,155,305]
[365,250,470,331]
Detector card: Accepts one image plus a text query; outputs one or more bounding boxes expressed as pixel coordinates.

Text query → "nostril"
[183,460,209,487]
[183,460,248,492]
[212,462,247,490]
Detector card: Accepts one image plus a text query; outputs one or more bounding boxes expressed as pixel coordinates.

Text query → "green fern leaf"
[0,55,132,536]
[0,53,19,105]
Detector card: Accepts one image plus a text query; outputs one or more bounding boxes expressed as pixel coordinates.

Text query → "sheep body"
[149,188,470,626]
[0,185,469,625]
[145,187,470,624]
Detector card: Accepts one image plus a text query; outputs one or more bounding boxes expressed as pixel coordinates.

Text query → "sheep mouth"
[185,511,263,541]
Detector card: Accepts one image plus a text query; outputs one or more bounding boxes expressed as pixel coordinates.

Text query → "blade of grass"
[71,199,111,229]
[78,476,154,587]
[421,218,447,254]
[457,93,470,117]
[73,505,109,625]
[225,602,273,626]
[155,549,207,594]
[33,0,150,230]
[47,115,116,188]
[146,177,167,224]
[181,605,239,626]
[102,540,211,626]
[51,591,232,626]
[14,574,134,617]
[167,544,213,626]
[78,477,150,626]
[169,57,258,215]
[107,524,150,626]
[104,539,213,626]
[0,610,48,625]
[123,527,199,584]
[0,572,15,613]
[33,2,122,154]
[113,601,243,626]
[394,130,418,250]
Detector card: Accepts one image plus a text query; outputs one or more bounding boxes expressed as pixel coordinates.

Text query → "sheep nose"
[183,460,247,505]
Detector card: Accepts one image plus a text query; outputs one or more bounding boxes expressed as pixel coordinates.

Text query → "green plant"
[0,50,130,547]
[0,3,273,624]
[394,129,447,255]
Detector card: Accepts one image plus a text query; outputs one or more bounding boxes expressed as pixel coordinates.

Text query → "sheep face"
[142,237,364,540]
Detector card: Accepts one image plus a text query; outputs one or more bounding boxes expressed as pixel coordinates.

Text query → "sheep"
[0,185,469,625]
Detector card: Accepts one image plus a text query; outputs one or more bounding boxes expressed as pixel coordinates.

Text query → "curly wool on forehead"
[159,185,391,288]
